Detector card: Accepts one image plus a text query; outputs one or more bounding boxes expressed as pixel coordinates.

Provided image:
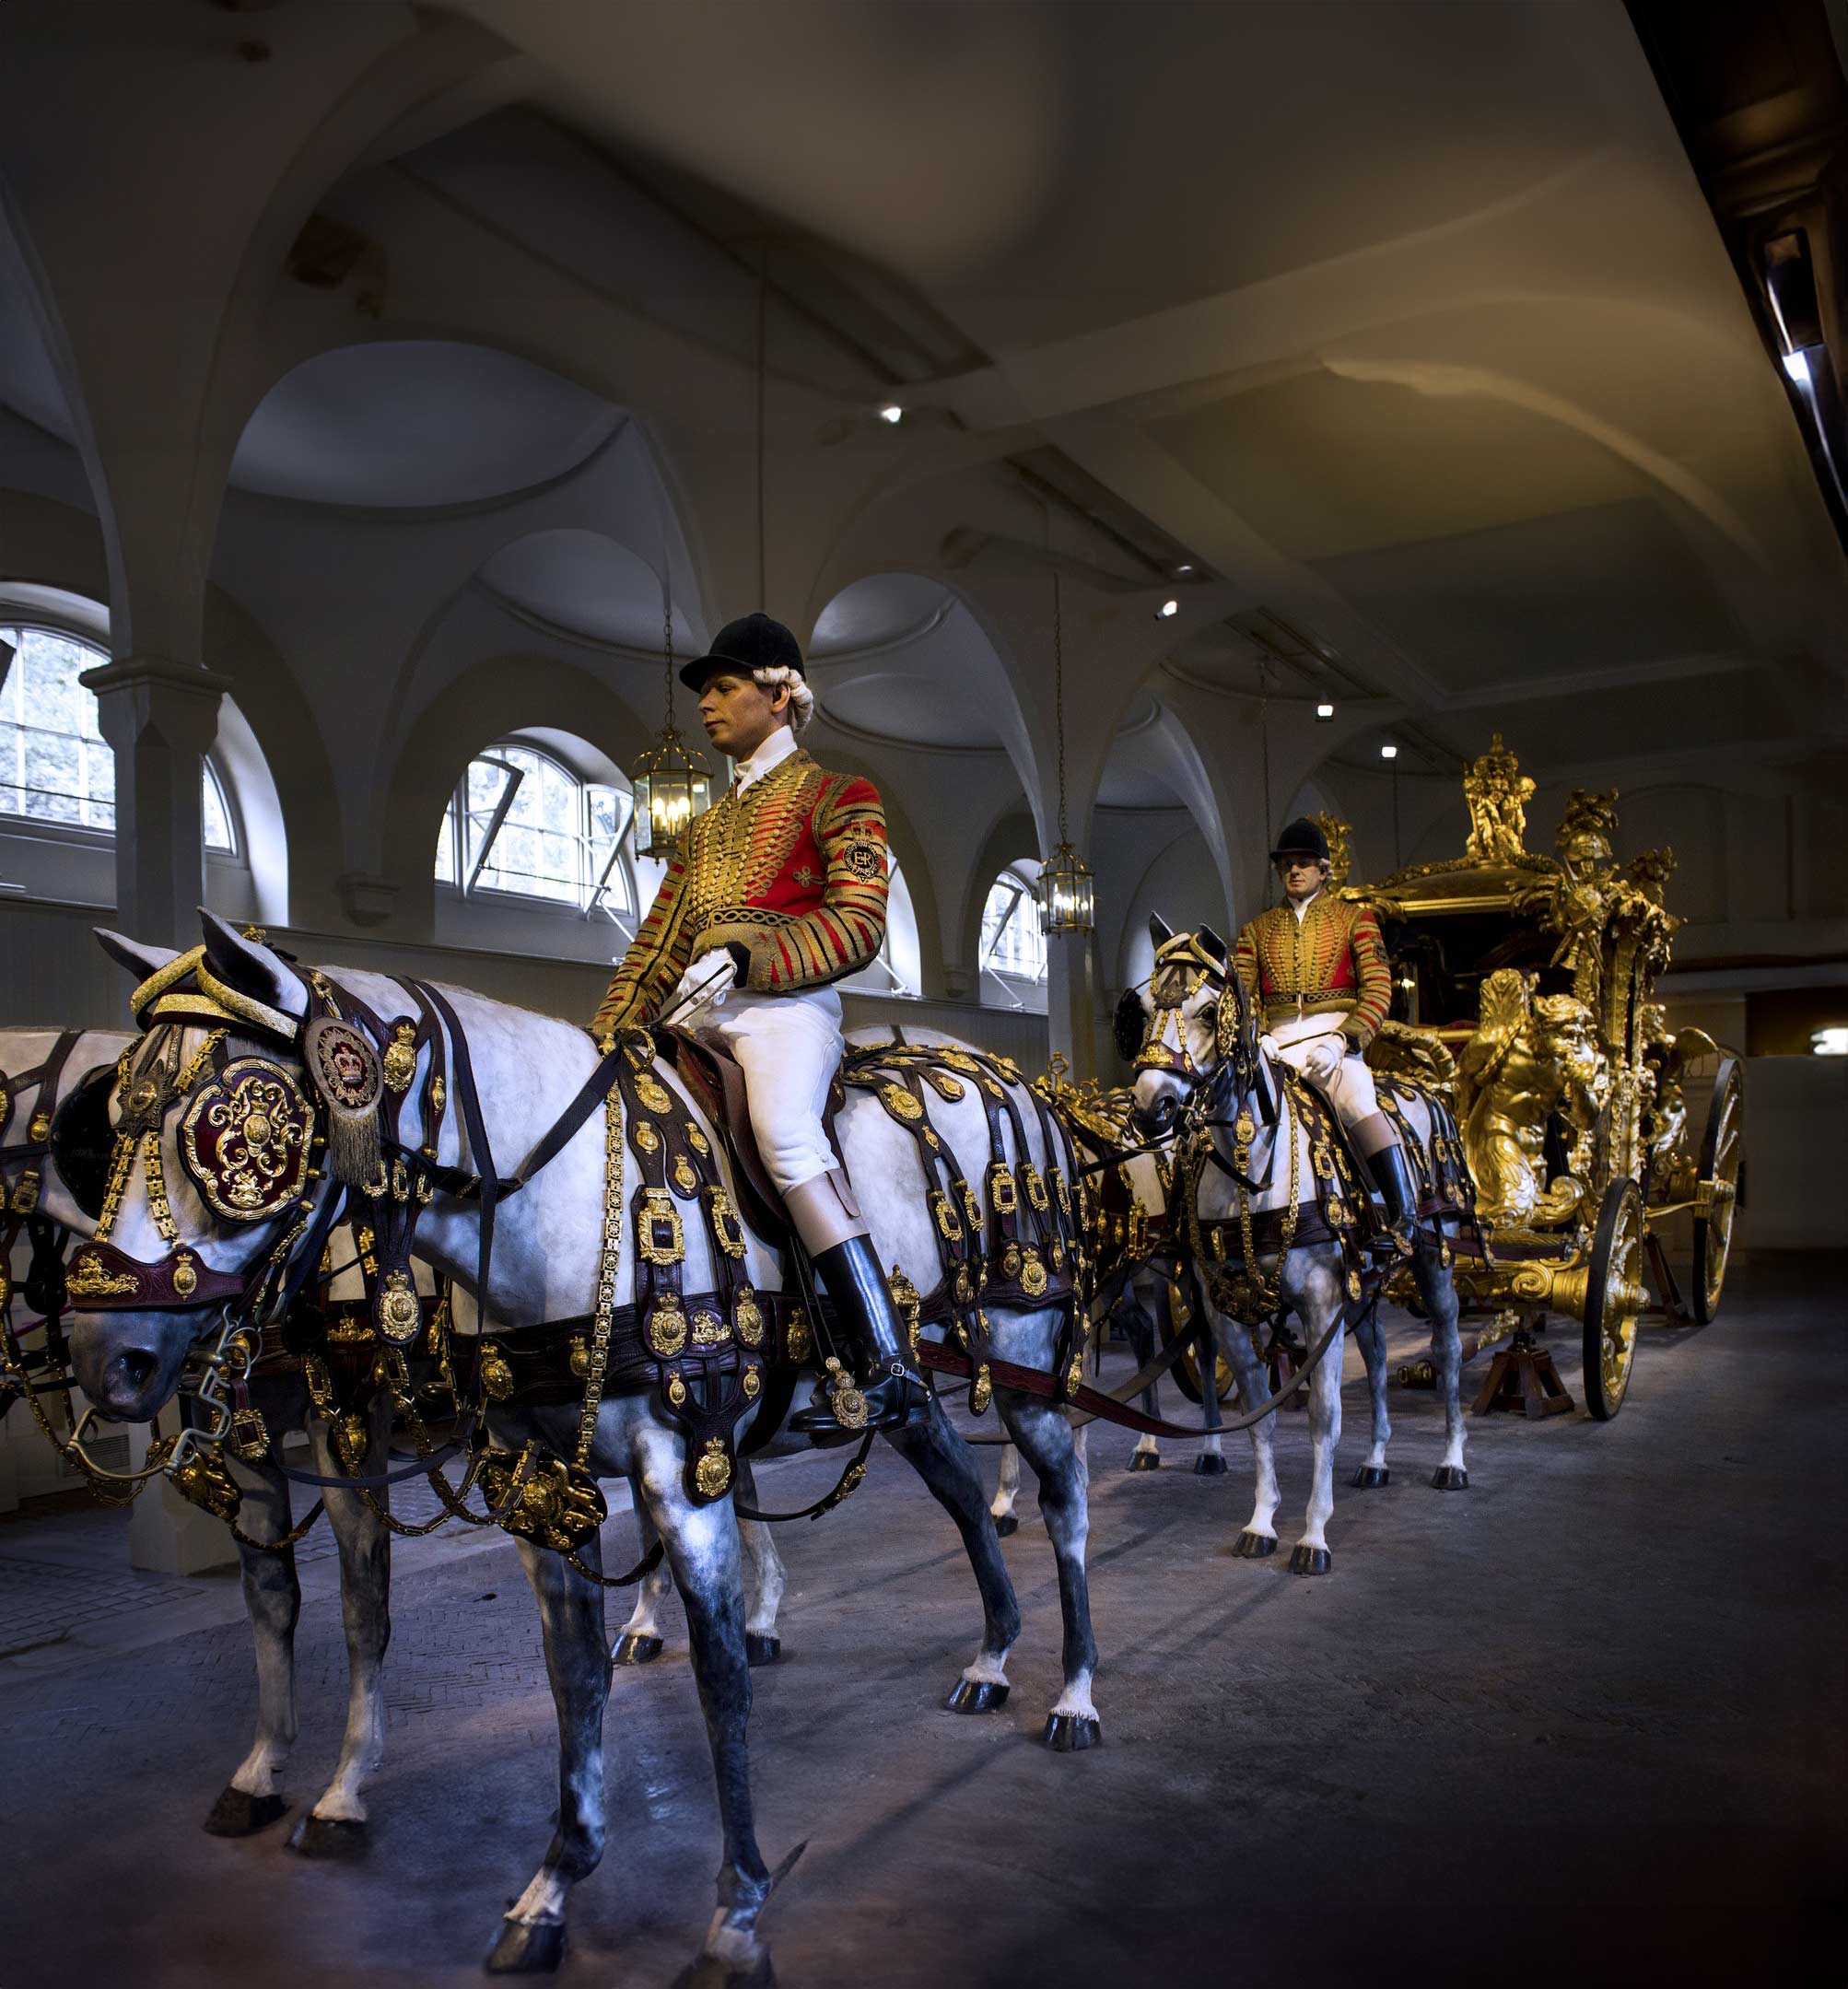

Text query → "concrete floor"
[2,1256,1842,1988]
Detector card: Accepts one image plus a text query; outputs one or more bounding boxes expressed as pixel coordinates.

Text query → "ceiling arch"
[229,340,624,509]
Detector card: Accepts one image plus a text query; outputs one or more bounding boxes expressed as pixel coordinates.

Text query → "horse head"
[66,913,323,1422]
[1129,918,1244,1139]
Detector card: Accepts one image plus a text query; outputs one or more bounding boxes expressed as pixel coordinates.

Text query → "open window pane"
[980,865,1047,982]
[202,759,234,854]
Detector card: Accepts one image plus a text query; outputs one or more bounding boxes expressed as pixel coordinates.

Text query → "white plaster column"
[126,1419,235,1576]
[1047,926,1099,1082]
[80,659,228,945]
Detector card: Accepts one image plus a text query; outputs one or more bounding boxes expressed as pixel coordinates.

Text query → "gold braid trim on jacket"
[1232,895,1393,1050]
[591,750,888,1046]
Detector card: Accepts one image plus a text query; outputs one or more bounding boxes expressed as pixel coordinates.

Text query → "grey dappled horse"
[2,1025,442,1857]
[66,916,1094,1983]
[1129,925,1467,1575]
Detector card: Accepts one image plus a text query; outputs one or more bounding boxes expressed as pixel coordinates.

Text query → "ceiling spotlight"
[1783,350,1812,386]
[1157,598,1179,618]
[1175,563,1194,575]
[1380,743,1399,761]
[879,404,905,424]
[1316,702,1335,721]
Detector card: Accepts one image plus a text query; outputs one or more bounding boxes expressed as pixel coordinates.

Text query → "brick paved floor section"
[0,1261,1842,1988]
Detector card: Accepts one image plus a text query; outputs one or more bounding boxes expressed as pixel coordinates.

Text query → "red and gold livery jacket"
[1232,893,1392,1049]
[592,748,887,1044]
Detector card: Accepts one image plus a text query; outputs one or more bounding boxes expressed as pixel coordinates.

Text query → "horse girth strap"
[916,1309,1346,1441]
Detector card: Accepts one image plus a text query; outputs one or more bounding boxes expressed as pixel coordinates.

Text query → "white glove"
[1257,1033,1281,1063]
[672,953,737,1020]
[1299,1035,1344,1082]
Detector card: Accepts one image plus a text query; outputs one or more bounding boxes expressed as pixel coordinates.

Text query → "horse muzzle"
[1131,1086,1180,1141]
[69,1317,194,1422]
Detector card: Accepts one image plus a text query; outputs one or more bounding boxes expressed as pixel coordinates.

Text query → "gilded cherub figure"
[1463,733,1535,863]
[1457,969,1604,1226]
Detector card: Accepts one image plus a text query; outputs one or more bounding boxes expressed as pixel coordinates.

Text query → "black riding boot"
[788,1234,930,1447]
[1367,1143,1419,1258]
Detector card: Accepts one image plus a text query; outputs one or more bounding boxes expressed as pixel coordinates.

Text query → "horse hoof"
[287,1813,368,1859]
[485,1917,566,1975]
[1352,1465,1389,1489]
[944,1678,1010,1714]
[672,1948,775,1989]
[1433,1466,1469,1492]
[202,1786,286,1837]
[993,1513,1020,1537]
[1193,1454,1228,1477]
[1233,1530,1277,1559]
[1289,1545,1333,1577]
[1127,1450,1161,1473]
[613,1632,664,1667]
[1042,1714,1102,1753]
[745,1633,781,1667]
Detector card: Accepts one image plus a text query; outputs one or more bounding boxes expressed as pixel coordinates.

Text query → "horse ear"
[199,910,309,1021]
[1148,913,1174,948]
[94,930,180,986]
[1113,985,1149,1063]
[1197,924,1228,963]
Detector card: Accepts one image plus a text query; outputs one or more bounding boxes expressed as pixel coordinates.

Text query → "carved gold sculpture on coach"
[1462,732,1535,864]
[1455,970,1605,1227]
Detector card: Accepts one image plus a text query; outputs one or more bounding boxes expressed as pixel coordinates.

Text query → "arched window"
[980,860,1047,990]
[435,740,633,918]
[0,624,235,849]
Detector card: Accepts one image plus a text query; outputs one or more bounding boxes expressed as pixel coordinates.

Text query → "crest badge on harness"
[303,1016,384,1188]
[178,1058,314,1222]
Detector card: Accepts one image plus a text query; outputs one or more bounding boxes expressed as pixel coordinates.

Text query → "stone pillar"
[125,1420,235,1575]
[1047,926,1099,1082]
[79,658,228,944]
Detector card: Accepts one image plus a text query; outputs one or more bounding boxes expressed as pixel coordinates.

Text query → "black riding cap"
[1269,816,1329,864]
[678,612,807,692]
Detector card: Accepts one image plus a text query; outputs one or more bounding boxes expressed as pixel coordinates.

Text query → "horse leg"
[999,1387,1100,1752]
[287,1395,392,1857]
[614,1498,672,1666]
[1286,1258,1346,1576]
[1351,1304,1392,1489]
[205,1448,298,1836]
[734,1458,786,1664]
[988,1441,1023,1537]
[1420,1238,1468,1490]
[1122,1298,1160,1470]
[1176,1277,1227,1477]
[885,1398,1022,1712]
[637,1437,778,1989]
[1211,1305,1280,1558]
[486,1528,611,1975]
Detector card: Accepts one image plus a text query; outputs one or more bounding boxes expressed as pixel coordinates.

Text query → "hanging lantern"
[630,584,711,860]
[1035,566,1095,935]
[1037,839,1094,934]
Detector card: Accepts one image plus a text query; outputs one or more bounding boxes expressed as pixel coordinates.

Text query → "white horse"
[66,915,1095,1983]
[3,1024,459,1859]
[1128,923,1468,1574]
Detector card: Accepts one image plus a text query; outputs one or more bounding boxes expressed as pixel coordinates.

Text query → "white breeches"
[705,988,844,1194]
[1269,1021,1381,1131]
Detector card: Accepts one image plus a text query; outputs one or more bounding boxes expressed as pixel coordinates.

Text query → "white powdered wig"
[754,664,815,732]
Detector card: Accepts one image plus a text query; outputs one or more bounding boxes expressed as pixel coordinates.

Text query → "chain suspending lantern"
[1036,565,1094,936]
[630,586,712,860]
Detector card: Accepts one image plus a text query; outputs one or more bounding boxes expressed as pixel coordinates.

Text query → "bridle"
[57,946,472,1492]
[1134,932,1279,1193]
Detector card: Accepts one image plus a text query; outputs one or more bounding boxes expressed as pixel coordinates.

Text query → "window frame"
[436,737,637,923]
[979,859,1048,1001]
[0,618,240,858]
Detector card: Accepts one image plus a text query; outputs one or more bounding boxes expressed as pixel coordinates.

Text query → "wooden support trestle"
[1470,1313,1573,1419]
